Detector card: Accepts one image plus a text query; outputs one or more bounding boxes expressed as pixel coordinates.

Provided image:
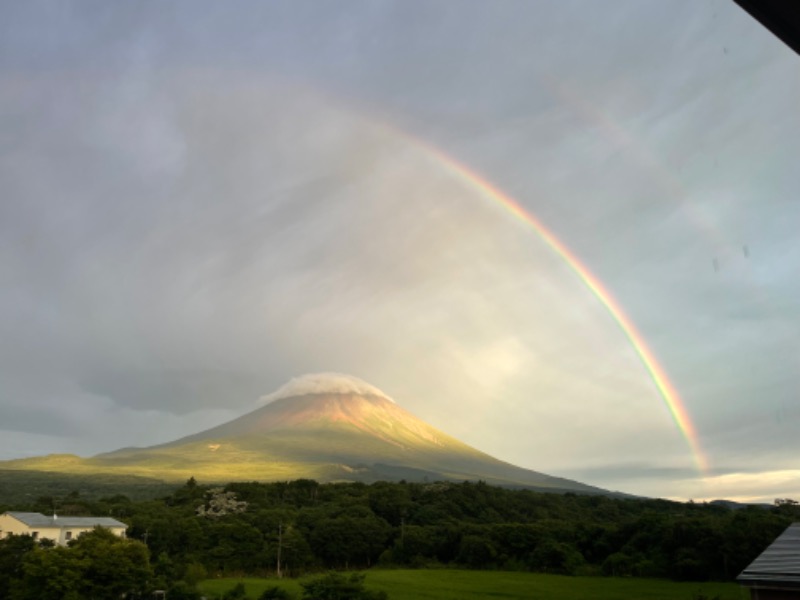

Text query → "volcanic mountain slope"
[3,374,609,494]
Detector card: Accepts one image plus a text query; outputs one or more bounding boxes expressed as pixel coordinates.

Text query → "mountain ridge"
[1,374,614,495]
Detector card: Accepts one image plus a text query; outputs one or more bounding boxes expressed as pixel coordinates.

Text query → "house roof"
[738,523,800,587]
[3,511,126,529]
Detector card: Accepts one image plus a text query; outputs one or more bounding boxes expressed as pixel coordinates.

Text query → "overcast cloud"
[1,0,799,502]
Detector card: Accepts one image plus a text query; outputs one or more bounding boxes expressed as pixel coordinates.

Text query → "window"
[31,531,38,539]
[65,531,72,541]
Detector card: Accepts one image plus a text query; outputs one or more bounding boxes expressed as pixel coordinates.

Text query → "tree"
[196,487,248,518]
[18,527,153,600]
[259,586,293,600]
[529,540,585,575]
[18,544,88,600]
[300,572,386,600]
[223,582,248,600]
[75,527,153,597]
[168,580,204,600]
[387,525,438,565]
[0,534,36,599]
[602,552,635,577]
[457,535,497,568]
[305,516,390,568]
[368,483,411,527]
[204,520,265,572]
[774,498,798,506]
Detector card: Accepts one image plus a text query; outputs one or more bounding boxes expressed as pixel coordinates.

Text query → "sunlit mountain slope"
[1,374,609,494]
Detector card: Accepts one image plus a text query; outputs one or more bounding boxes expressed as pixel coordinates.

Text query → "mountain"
[1,373,610,495]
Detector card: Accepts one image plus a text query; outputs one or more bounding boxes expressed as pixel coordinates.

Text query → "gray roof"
[738,523,800,587]
[4,512,126,529]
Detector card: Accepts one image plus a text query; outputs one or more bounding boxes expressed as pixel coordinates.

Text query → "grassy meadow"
[199,569,746,600]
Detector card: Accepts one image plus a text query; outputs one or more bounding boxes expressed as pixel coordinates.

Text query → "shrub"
[300,572,387,600]
[167,581,204,600]
[223,582,248,600]
[184,562,208,587]
[259,586,293,600]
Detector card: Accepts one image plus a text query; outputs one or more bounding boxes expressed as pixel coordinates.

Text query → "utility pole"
[276,523,283,579]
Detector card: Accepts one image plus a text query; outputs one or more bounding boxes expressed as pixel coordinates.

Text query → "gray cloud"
[80,369,271,414]
[1,0,799,500]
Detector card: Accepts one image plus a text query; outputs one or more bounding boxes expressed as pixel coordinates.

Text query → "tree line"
[2,478,798,598]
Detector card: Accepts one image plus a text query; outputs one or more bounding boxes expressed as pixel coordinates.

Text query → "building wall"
[0,514,126,546]
[0,514,31,538]
[48,525,126,546]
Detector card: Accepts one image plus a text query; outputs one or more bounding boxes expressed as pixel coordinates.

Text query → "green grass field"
[198,569,746,600]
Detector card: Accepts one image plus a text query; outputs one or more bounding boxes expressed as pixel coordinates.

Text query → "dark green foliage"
[5,478,799,588]
[17,544,87,600]
[223,581,248,600]
[457,535,497,568]
[0,469,174,504]
[0,534,37,599]
[300,572,387,600]
[528,539,585,575]
[259,585,294,599]
[16,527,152,600]
[168,580,205,600]
[368,483,412,527]
[301,513,390,568]
[205,520,266,572]
[602,551,635,577]
[184,561,209,586]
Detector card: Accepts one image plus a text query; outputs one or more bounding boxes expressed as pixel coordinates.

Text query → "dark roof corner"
[733,0,800,56]
[738,523,800,589]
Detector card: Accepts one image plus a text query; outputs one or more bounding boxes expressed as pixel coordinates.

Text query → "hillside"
[0,374,608,495]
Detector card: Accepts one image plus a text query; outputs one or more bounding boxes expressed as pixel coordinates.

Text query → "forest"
[1,478,798,599]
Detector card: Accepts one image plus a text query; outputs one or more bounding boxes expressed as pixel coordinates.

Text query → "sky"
[1,0,799,503]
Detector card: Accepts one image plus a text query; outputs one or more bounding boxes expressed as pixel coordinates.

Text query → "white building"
[0,511,127,546]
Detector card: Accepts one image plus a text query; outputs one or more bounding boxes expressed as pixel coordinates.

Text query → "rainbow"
[297,81,709,473]
[412,141,710,474]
